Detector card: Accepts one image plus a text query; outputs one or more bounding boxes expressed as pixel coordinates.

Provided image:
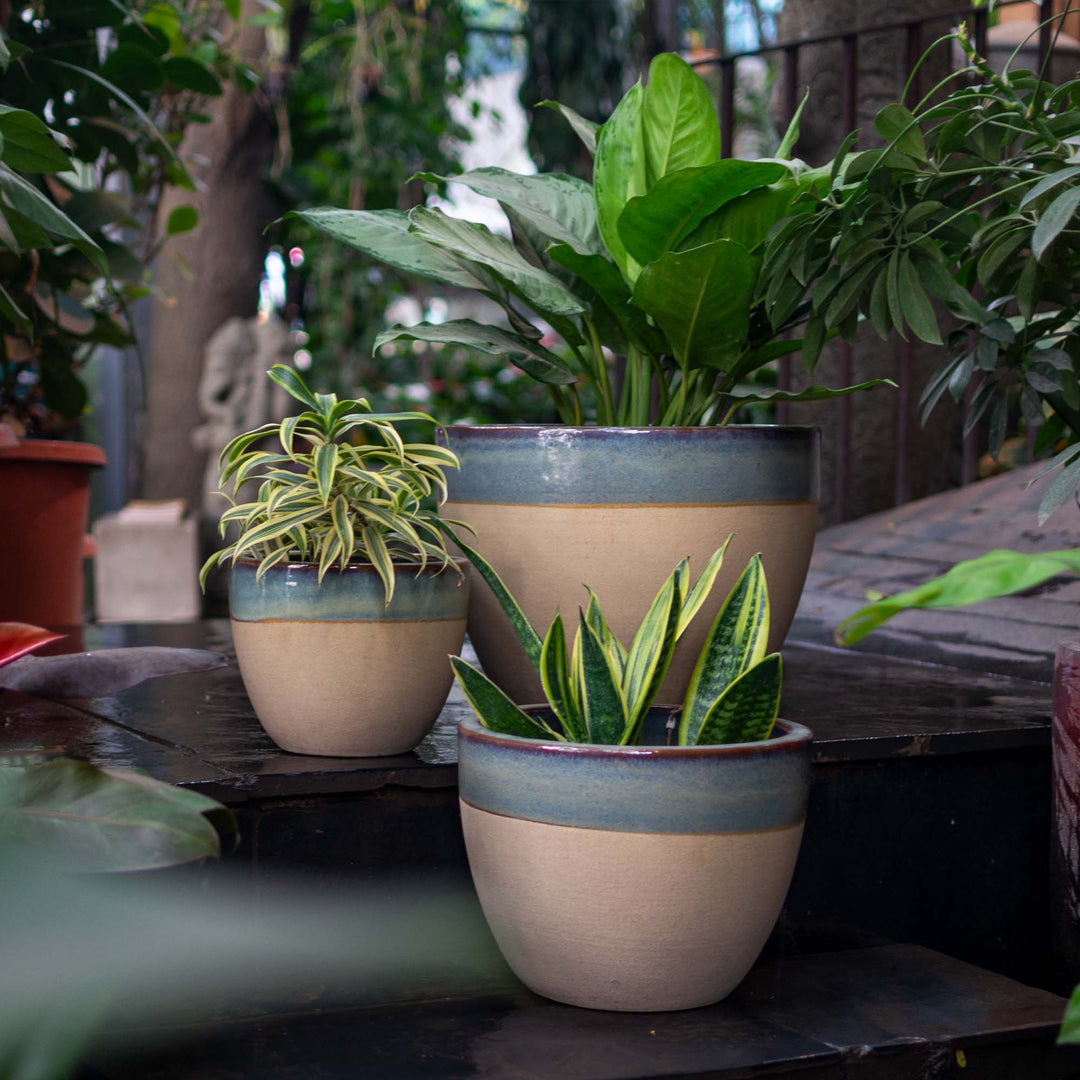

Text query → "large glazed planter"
[458,711,813,1012]
[444,426,820,703]
[230,558,468,757]
[0,439,106,626]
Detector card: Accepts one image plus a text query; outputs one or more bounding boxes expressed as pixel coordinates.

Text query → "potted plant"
[201,365,468,757]
[448,533,812,1011]
[287,52,891,703]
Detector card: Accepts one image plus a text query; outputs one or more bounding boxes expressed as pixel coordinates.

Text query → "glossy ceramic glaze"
[458,711,813,1011]
[443,426,820,703]
[230,559,468,757]
[0,440,106,624]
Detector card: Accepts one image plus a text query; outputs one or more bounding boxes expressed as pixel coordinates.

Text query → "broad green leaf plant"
[201,365,464,604]
[757,24,1080,522]
[449,533,782,746]
[288,53,889,428]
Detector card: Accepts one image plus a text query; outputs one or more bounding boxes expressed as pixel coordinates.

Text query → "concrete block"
[93,502,200,622]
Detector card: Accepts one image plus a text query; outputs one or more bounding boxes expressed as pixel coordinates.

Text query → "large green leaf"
[547,244,666,355]
[417,168,601,255]
[631,239,754,368]
[450,657,555,739]
[618,159,786,266]
[715,379,895,416]
[680,554,770,746]
[640,52,720,186]
[594,80,648,282]
[0,106,72,173]
[285,208,484,290]
[578,614,628,744]
[374,319,576,386]
[0,165,106,272]
[1060,984,1080,1044]
[1033,186,1080,262]
[875,103,927,162]
[408,207,586,318]
[538,100,600,155]
[693,653,781,745]
[0,758,235,872]
[836,548,1080,645]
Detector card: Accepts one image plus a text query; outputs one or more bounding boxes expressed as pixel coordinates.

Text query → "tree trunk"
[140,8,275,510]
[776,0,963,527]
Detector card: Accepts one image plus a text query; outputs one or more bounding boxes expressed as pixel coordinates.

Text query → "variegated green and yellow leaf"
[578,612,629,744]
[675,538,732,640]
[680,554,770,746]
[693,653,781,745]
[540,611,585,741]
[621,567,682,733]
[451,657,560,740]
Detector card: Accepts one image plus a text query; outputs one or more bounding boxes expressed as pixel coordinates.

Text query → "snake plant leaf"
[694,653,782,745]
[284,208,484,291]
[439,525,543,669]
[374,320,575,386]
[680,554,770,746]
[451,658,556,740]
[621,568,682,736]
[584,588,627,678]
[675,539,732,640]
[408,208,586,319]
[546,245,667,356]
[414,168,601,256]
[537,100,599,156]
[540,612,585,742]
[578,613,629,744]
[640,52,720,186]
[631,239,754,369]
[618,160,786,267]
[594,79,647,282]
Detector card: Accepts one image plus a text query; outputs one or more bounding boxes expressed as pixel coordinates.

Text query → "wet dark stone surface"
[85,945,1076,1080]
[0,621,1052,803]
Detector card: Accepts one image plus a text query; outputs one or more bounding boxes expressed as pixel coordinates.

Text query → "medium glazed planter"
[0,439,106,625]
[458,710,813,1012]
[230,558,468,757]
[444,425,820,703]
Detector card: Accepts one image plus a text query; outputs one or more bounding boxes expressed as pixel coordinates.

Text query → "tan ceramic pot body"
[458,712,813,1012]
[443,426,819,703]
[230,559,467,757]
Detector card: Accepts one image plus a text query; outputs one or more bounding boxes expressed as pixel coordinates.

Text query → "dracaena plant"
[757,26,1080,522]
[286,53,888,429]
[449,533,782,746]
[200,364,464,604]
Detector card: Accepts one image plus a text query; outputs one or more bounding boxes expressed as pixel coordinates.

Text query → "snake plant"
[201,364,464,604]
[449,533,782,746]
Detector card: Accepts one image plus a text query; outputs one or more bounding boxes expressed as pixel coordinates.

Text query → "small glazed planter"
[457,709,812,1012]
[230,558,468,757]
[443,425,820,704]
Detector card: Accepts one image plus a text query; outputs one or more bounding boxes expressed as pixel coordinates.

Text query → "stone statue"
[193,313,293,526]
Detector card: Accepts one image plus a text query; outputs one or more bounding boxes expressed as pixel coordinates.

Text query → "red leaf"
[0,623,66,669]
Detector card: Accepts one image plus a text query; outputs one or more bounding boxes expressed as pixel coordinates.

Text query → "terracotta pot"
[444,426,819,703]
[458,709,813,1011]
[230,558,468,757]
[0,440,106,626]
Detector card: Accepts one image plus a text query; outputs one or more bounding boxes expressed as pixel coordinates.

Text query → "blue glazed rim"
[458,712,812,759]
[229,556,469,623]
[458,711,813,834]
[440,425,821,506]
